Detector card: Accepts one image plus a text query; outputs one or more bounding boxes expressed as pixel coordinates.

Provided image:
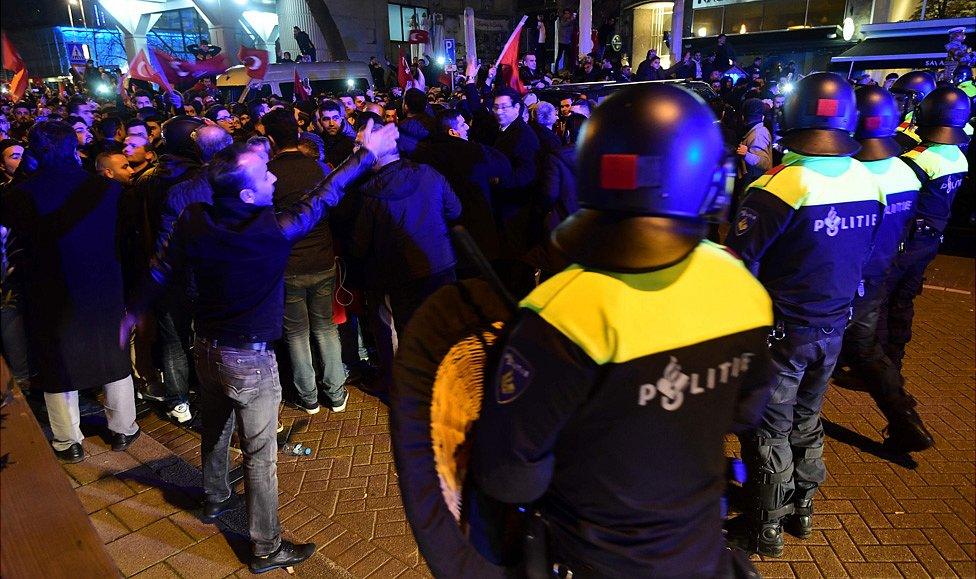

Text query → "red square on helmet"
[600,155,638,190]
[863,116,882,130]
[816,98,840,117]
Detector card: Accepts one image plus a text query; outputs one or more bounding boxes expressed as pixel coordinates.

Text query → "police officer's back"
[834,85,930,452]
[725,72,886,558]
[471,84,773,577]
[881,87,971,369]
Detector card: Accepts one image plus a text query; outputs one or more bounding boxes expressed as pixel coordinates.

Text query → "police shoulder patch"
[496,347,534,404]
[734,207,759,236]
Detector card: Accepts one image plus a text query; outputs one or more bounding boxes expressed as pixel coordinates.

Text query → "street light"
[697,27,707,38]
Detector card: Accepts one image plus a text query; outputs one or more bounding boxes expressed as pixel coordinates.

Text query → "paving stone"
[76,474,137,514]
[165,533,245,578]
[90,508,132,544]
[131,561,182,578]
[843,561,902,577]
[108,486,185,531]
[104,518,195,576]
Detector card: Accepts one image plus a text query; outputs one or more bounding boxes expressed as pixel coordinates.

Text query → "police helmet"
[780,72,860,156]
[953,66,974,86]
[553,84,732,271]
[161,115,205,159]
[853,85,902,161]
[890,70,937,99]
[915,86,972,145]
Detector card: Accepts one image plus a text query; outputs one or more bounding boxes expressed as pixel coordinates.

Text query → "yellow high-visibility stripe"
[520,242,773,365]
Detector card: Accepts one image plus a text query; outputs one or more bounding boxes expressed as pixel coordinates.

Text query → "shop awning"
[829,34,949,73]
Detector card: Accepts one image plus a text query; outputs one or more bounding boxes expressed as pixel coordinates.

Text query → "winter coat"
[533,125,578,235]
[410,133,513,261]
[351,159,462,290]
[1,164,131,392]
[493,117,541,257]
[738,121,773,185]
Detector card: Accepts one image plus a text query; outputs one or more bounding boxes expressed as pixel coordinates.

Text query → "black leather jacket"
[132,148,375,343]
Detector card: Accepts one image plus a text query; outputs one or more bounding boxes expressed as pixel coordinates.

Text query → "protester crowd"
[0,22,973,573]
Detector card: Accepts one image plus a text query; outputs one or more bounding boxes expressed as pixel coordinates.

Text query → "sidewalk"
[62,255,974,578]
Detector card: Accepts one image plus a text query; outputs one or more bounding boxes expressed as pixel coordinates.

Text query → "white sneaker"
[330,390,349,412]
[167,402,193,424]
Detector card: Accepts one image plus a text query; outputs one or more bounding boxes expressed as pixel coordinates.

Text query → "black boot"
[786,498,813,539]
[249,540,315,574]
[757,522,784,557]
[880,394,933,452]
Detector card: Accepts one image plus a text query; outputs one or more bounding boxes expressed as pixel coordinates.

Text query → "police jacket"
[901,143,969,234]
[860,158,921,283]
[133,149,375,344]
[472,241,773,578]
[726,152,885,329]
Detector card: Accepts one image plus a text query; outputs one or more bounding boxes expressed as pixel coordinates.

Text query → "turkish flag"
[1,32,28,102]
[153,48,227,86]
[397,48,411,89]
[407,30,429,45]
[496,20,526,95]
[238,46,269,80]
[293,68,310,101]
[152,48,196,86]
[129,49,172,92]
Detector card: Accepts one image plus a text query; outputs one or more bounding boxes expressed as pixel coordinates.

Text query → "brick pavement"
[60,255,973,578]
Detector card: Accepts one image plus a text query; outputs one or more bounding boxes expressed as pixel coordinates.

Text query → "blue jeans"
[195,339,281,556]
[283,269,346,406]
[156,299,194,408]
[741,324,843,523]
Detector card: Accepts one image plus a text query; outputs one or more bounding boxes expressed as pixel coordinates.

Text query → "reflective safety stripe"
[903,143,969,180]
[748,152,886,209]
[520,241,773,364]
[862,158,923,199]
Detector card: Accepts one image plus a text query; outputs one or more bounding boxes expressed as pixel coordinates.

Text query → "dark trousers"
[556,43,572,71]
[839,279,904,402]
[195,339,281,556]
[367,269,456,392]
[741,324,842,523]
[156,299,194,408]
[1,300,32,381]
[876,235,941,368]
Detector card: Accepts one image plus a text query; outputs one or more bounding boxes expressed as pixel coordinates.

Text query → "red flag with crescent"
[128,49,172,92]
[407,30,430,45]
[1,32,28,102]
[397,48,411,88]
[293,68,310,101]
[238,46,269,80]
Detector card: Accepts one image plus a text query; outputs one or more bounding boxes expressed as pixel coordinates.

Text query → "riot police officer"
[471,84,773,577]
[890,70,937,152]
[834,85,930,451]
[725,72,886,557]
[878,86,971,400]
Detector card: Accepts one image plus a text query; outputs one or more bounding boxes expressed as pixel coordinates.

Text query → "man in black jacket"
[123,120,399,574]
[293,26,316,61]
[264,108,349,415]
[411,108,513,265]
[348,122,462,397]
[317,100,356,168]
[491,87,541,258]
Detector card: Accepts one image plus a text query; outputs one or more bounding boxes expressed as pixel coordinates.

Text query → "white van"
[216,61,374,102]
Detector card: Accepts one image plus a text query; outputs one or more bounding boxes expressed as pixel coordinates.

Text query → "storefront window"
[805,0,845,27]
[632,2,674,68]
[692,8,722,38]
[724,3,763,34]
[760,0,807,30]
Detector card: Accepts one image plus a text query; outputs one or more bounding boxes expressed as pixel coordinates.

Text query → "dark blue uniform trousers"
[840,279,905,402]
[741,325,842,523]
[876,235,941,369]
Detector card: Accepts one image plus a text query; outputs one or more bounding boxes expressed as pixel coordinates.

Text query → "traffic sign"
[444,38,456,63]
[66,42,88,64]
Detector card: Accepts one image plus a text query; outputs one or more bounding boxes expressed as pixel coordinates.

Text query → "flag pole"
[493,15,528,70]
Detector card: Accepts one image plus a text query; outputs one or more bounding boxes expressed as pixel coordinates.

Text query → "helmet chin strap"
[699,156,736,223]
